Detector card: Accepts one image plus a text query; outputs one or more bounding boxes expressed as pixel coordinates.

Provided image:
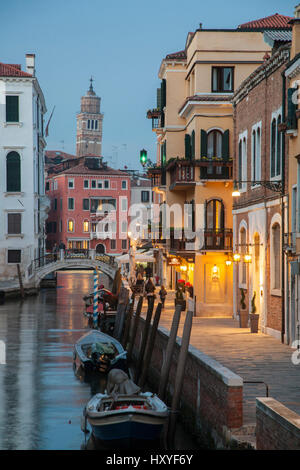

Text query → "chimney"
[290,4,300,59]
[25,53,35,76]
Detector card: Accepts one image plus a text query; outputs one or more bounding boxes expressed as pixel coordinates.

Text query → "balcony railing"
[201,229,233,251]
[197,158,233,180]
[168,160,195,188]
[146,109,162,130]
[147,166,166,187]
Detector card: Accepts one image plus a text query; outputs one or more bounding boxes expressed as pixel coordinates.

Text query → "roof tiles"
[238,13,293,30]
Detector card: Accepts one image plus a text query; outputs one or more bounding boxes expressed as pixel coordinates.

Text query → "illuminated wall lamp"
[232,182,241,197]
[233,253,241,262]
[180,265,187,272]
[243,254,252,263]
[225,259,232,266]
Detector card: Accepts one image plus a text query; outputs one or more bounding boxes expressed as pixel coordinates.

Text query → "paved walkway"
[141,291,300,426]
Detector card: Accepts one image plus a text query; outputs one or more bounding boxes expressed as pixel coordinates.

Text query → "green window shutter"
[222,130,230,160]
[185,134,191,159]
[191,130,195,159]
[287,88,297,130]
[161,141,166,166]
[6,96,19,122]
[161,79,166,108]
[157,88,162,111]
[200,130,207,158]
[6,152,21,192]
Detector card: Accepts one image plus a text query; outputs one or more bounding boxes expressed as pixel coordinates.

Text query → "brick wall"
[132,318,243,447]
[256,397,300,450]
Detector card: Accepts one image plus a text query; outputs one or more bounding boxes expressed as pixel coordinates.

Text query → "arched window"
[240,227,247,285]
[271,118,276,177]
[68,219,74,232]
[276,115,282,176]
[272,223,281,290]
[96,243,105,254]
[207,130,222,159]
[83,220,89,233]
[206,199,224,231]
[6,151,21,192]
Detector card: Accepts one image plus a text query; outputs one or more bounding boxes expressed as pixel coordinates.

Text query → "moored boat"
[73,330,127,374]
[83,392,169,444]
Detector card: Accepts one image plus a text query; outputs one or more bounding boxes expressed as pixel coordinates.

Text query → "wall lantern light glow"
[180,265,187,272]
[211,264,220,281]
[233,253,241,262]
[244,254,252,263]
[232,182,241,197]
[225,259,232,266]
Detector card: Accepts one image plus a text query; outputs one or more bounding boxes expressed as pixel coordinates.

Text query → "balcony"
[167,159,195,190]
[200,229,233,251]
[147,166,166,187]
[147,109,163,130]
[169,230,196,253]
[197,158,233,180]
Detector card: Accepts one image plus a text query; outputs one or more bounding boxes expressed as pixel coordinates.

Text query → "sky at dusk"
[0,0,295,170]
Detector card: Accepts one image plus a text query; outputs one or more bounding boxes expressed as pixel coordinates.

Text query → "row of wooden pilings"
[113,287,193,449]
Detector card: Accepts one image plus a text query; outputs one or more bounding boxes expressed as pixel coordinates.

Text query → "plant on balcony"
[250,291,259,333]
[239,288,248,328]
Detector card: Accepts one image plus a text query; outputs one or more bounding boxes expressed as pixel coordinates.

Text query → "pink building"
[45,155,131,255]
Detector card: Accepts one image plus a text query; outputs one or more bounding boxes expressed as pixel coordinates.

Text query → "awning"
[116,250,155,264]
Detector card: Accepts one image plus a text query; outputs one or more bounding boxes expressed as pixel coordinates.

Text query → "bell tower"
[76,77,104,157]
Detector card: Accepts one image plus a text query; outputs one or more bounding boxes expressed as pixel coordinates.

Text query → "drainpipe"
[281,70,287,344]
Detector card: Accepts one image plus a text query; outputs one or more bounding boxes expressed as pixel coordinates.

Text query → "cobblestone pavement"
[142,291,300,425]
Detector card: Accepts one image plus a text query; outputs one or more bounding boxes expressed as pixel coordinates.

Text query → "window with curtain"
[207,130,222,159]
[206,199,224,230]
[240,227,247,285]
[6,152,21,192]
[68,220,74,232]
[83,221,89,233]
[272,223,281,290]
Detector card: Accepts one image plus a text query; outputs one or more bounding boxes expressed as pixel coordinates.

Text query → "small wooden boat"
[73,330,127,374]
[83,392,169,444]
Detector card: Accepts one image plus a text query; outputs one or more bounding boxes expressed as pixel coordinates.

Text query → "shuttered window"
[6,152,21,192]
[6,96,19,122]
[7,250,21,263]
[7,213,21,234]
[185,134,191,159]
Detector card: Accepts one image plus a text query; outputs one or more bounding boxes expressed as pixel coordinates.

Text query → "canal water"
[0,271,104,450]
[0,270,199,451]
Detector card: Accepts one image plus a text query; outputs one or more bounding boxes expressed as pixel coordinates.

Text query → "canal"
[0,270,198,451]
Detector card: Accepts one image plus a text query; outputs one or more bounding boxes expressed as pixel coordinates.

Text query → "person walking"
[159,285,167,308]
[145,278,156,307]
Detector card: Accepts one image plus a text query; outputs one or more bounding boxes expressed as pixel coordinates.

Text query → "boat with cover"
[73,330,127,374]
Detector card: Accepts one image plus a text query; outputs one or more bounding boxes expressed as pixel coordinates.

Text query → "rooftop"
[238,13,293,30]
[0,62,32,78]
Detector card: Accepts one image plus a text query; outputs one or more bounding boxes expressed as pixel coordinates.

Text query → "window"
[240,227,247,286]
[251,124,261,184]
[270,111,282,178]
[207,130,222,159]
[238,133,247,191]
[141,191,150,203]
[95,120,98,130]
[83,221,89,232]
[212,67,234,92]
[91,180,96,189]
[83,199,89,211]
[6,95,19,122]
[206,199,224,231]
[87,119,90,129]
[111,239,116,250]
[68,198,74,210]
[84,180,89,189]
[68,178,74,189]
[6,152,21,192]
[104,180,109,189]
[83,240,88,250]
[122,240,127,250]
[97,180,102,189]
[45,181,50,191]
[122,180,127,190]
[59,220,62,232]
[121,220,127,233]
[121,198,128,211]
[7,213,21,234]
[60,198,63,209]
[68,220,74,232]
[7,249,21,263]
[272,223,281,291]
[54,198,57,210]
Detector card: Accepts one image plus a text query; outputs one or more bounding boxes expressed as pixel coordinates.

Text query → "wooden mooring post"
[17,264,25,299]
[135,297,154,383]
[113,286,129,340]
[167,310,193,449]
[126,295,143,362]
[121,293,135,348]
[158,304,182,401]
[138,302,162,388]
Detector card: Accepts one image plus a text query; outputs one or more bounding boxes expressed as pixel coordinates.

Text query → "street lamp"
[232,180,283,197]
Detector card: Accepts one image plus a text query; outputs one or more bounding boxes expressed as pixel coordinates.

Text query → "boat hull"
[90,416,165,442]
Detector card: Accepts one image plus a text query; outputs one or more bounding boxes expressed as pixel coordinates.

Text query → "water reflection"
[0,270,110,450]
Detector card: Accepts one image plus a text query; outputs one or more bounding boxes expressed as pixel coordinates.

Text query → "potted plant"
[239,288,248,328]
[250,291,259,333]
